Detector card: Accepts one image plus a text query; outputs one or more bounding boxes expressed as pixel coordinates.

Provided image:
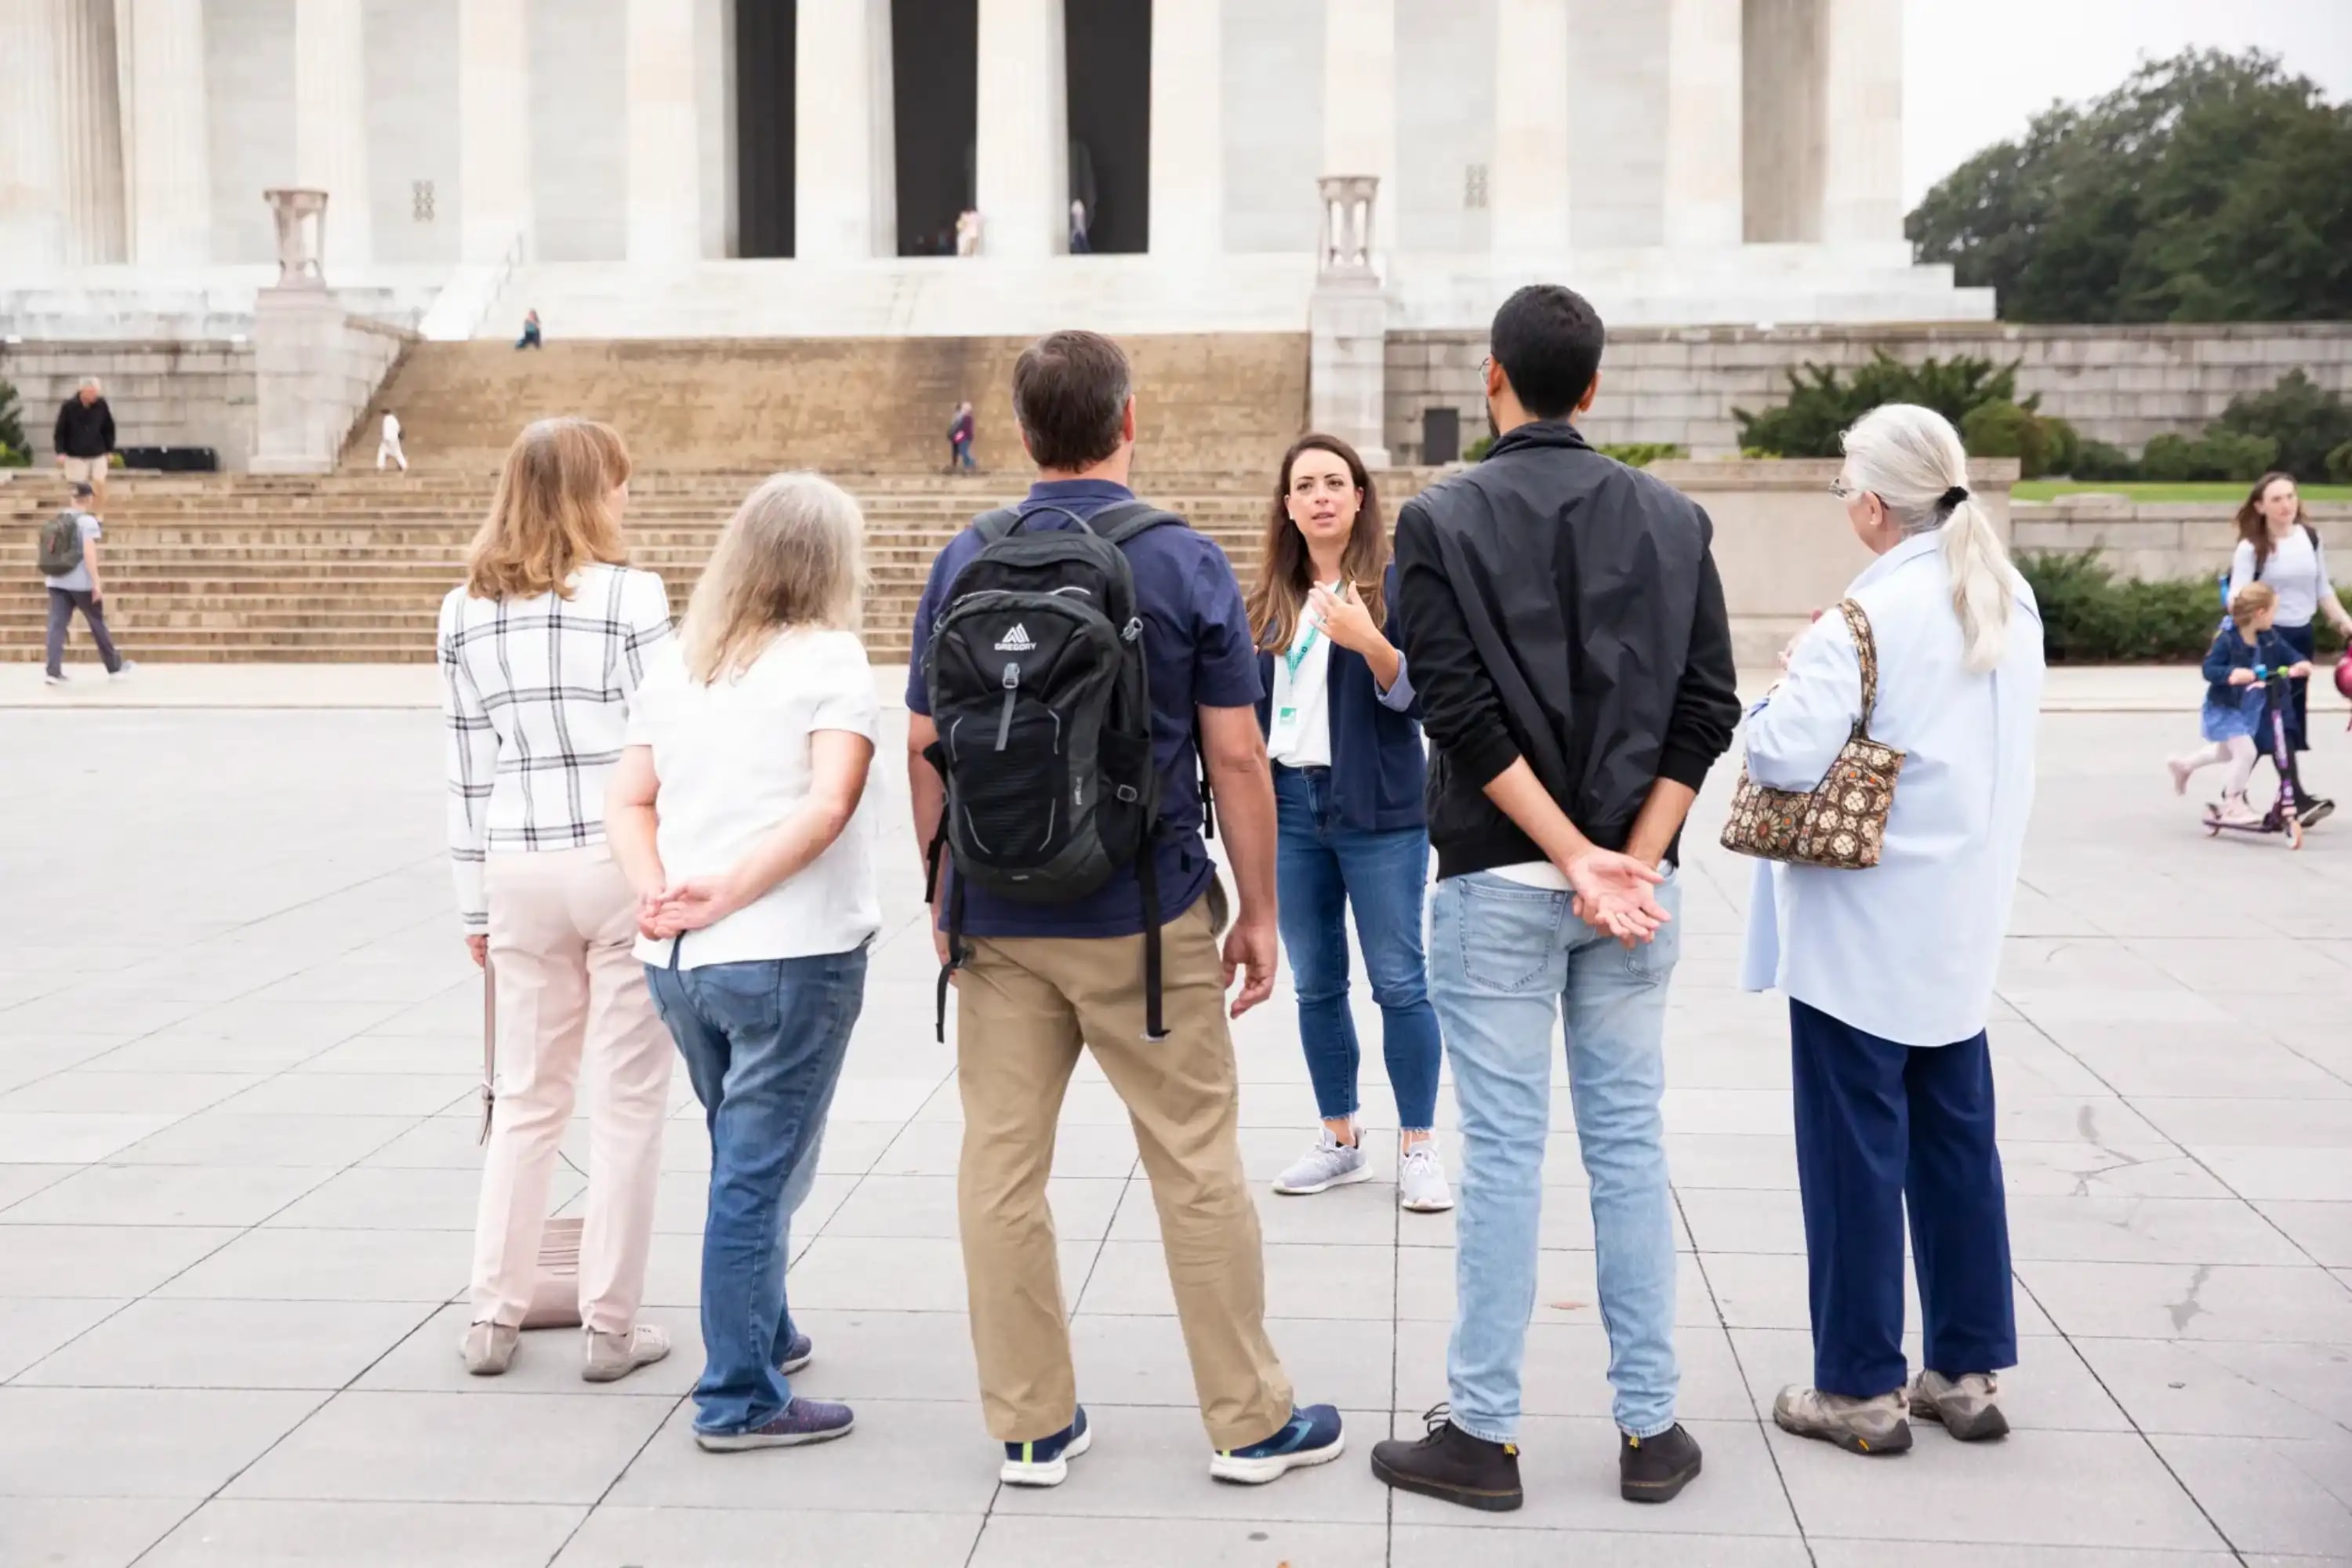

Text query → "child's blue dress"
[2200,626,2292,743]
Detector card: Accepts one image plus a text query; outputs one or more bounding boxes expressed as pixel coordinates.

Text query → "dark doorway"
[1064,1,1150,253]
[891,0,978,257]
[737,0,798,256]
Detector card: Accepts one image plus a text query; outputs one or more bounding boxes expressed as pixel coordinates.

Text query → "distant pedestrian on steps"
[948,401,977,473]
[516,309,543,350]
[377,411,408,472]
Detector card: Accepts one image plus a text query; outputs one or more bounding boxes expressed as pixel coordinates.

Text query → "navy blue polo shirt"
[906,479,1262,938]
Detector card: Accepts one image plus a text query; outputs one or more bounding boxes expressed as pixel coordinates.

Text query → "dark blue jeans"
[1790,998,2016,1398]
[1272,764,1442,1130]
[647,946,868,1435]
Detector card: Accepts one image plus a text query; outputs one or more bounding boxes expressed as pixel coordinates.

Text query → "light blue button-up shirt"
[1737,532,2045,1047]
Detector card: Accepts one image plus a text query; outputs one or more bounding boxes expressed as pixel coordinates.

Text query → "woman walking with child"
[438,417,678,1381]
[2227,472,2351,822]
[1245,434,1450,1214]
[605,472,880,1452]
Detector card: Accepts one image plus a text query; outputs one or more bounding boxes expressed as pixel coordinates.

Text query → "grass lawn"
[2014,480,2352,503]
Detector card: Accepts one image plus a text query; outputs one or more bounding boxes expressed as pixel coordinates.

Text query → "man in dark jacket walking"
[1369,284,1740,1513]
[53,377,117,509]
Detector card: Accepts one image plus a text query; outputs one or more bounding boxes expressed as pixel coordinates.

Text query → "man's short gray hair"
[78,376,102,393]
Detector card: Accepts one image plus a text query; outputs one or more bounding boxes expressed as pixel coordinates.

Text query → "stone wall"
[2,339,256,469]
[2013,499,2351,586]
[1385,321,2352,464]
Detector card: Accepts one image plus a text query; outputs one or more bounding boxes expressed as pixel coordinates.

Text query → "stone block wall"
[2012,499,2350,586]
[252,300,414,474]
[2,340,257,469]
[1385,321,2352,464]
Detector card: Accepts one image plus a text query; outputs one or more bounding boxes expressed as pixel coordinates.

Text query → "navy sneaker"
[778,1331,813,1375]
[1210,1403,1345,1484]
[694,1396,855,1452]
[1000,1405,1092,1487]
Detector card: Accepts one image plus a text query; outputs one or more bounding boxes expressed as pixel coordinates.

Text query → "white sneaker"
[1399,1142,1454,1213]
[1272,1131,1372,1196]
[42,672,67,686]
[109,661,136,681]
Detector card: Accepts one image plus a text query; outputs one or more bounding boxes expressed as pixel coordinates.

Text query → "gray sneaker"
[1398,1142,1454,1213]
[459,1320,518,1376]
[1772,1385,1911,1456]
[695,1396,856,1452]
[1909,1370,2009,1441]
[1272,1132,1372,1196]
[583,1323,670,1384]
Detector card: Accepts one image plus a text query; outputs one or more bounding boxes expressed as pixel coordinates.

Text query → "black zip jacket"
[1394,420,1740,877]
[54,396,115,459]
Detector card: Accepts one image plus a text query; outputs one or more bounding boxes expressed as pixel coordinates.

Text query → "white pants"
[470,845,673,1332]
[376,438,407,470]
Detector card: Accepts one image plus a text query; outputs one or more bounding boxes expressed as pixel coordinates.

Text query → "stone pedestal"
[263,188,329,287]
[1310,176,1390,466]
[251,289,358,474]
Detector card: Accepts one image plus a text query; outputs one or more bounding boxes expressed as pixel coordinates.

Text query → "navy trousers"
[1789,998,2016,1397]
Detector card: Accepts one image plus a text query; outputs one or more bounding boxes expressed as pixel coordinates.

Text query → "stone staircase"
[1,468,1350,666]
[344,335,1312,482]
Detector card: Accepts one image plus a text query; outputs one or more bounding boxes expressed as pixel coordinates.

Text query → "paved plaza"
[3,681,2350,1567]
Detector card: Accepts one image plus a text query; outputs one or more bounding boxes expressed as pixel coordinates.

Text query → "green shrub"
[2327,438,2352,485]
[2216,370,2352,483]
[2139,429,2277,481]
[0,376,24,461]
[2071,438,2140,481]
[1597,442,1686,468]
[2040,416,2082,479]
[2018,550,2351,662]
[0,444,27,470]
[1463,434,1492,463]
[1960,400,2055,478]
[1735,351,2031,458]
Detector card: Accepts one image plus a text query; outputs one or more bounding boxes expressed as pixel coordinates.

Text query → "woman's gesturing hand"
[1307,581,1385,655]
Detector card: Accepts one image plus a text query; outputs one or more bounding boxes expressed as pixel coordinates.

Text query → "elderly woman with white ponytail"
[1738,403,2045,1459]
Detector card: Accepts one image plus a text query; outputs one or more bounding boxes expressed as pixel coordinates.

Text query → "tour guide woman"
[1738,403,2044,1456]
[1245,433,1450,1215]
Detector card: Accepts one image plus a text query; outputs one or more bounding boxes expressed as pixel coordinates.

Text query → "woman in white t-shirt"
[2227,471,2352,821]
[606,471,879,1453]
[1243,434,1449,1216]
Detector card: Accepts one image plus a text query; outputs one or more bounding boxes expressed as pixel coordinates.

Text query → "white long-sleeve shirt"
[2228,529,2338,630]
[436,563,673,930]
[1737,532,2044,1046]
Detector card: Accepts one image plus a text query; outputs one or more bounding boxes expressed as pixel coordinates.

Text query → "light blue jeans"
[1428,869,1682,1441]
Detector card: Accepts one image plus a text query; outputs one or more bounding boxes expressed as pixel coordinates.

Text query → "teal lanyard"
[1277,583,1340,720]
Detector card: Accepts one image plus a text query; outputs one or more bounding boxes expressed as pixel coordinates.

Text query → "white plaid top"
[437,564,674,929]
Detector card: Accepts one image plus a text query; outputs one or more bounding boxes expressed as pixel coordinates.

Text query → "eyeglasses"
[1828,477,1860,501]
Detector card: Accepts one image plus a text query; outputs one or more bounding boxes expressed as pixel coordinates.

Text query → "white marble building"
[1,0,1988,338]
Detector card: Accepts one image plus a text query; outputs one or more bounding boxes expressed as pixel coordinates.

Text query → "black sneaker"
[1620,1422,1703,1503]
[1369,1404,1523,1512]
[2298,795,2335,827]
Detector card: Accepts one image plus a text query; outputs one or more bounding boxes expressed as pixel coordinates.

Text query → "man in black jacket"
[1369,285,1740,1513]
[53,378,117,510]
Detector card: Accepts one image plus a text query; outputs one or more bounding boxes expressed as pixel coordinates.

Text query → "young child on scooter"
[2169,582,2312,825]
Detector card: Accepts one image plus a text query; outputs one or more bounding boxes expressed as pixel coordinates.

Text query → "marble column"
[294,0,372,267]
[0,3,70,269]
[1661,0,1743,249]
[626,0,702,263]
[973,0,1067,260]
[1321,0,1395,261]
[1147,0,1220,256]
[1490,0,1570,261]
[1820,0,1903,245]
[459,0,532,263]
[795,0,895,260]
[122,0,212,265]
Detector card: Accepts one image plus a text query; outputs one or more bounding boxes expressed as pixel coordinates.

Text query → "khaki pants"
[60,455,106,499]
[956,896,1294,1450]
[471,846,674,1333]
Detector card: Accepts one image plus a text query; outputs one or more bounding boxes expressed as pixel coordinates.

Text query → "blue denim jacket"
[2202,626,2294,710]
[1254,562,1428,833]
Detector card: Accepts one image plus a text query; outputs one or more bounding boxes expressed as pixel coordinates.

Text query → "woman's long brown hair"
[2234,470,2303,577]
[1246,433,1387,654]
[465,417,632,601]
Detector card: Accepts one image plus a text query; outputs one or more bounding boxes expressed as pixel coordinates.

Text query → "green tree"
[0,376,26,466]
[1735,352,2031,458]
[1907,49,2352,322]
[2215,370,2352,483]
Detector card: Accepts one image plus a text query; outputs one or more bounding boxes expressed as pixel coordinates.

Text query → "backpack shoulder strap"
[1086,502,1187,547]
[973,507,1022,543]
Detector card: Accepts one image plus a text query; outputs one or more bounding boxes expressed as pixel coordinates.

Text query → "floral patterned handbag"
[1719,599,1906,869]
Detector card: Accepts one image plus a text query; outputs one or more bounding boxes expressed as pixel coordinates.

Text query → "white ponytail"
[1841,402,2014,673]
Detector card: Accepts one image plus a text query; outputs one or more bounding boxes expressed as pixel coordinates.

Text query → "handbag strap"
[477,956,495,1146]
[1837,598,1880,733]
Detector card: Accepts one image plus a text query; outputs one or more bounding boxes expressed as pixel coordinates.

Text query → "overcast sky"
[1903,0,2352,205]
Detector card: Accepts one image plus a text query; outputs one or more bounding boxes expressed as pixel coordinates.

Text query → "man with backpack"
[39,482,131,685]
[905,329,1343,1490]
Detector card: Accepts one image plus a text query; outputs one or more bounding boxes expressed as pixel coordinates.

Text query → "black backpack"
[921,501,1193,1040]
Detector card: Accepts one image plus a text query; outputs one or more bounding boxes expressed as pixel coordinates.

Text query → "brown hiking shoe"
[1909,1370,2009,1441]
[1772,1385,1911,1456]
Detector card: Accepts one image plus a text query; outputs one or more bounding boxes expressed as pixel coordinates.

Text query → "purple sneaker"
[778,1331,814,1375]
[695,1396,856,1452]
